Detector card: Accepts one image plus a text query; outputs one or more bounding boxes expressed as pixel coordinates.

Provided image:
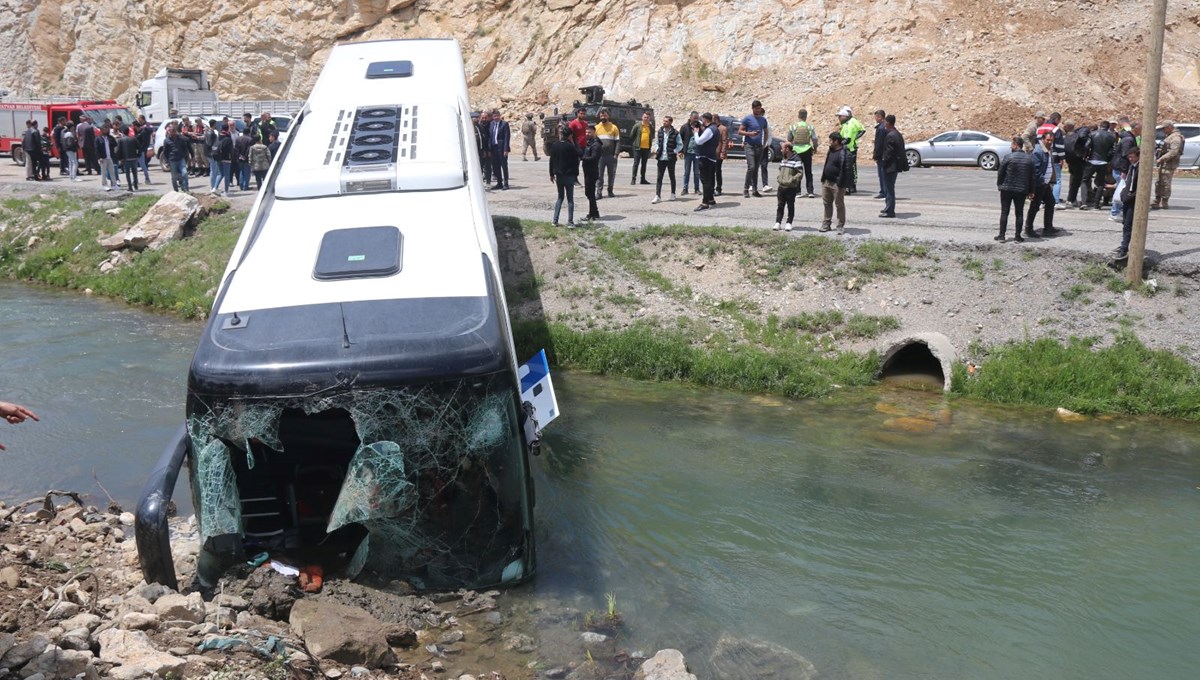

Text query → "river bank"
[2,189,1199,419]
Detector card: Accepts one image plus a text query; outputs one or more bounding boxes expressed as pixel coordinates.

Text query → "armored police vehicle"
[541,85,654,155]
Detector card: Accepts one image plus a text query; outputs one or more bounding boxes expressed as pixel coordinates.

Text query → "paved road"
[3,153,1197,268]
[486,158,1200,268]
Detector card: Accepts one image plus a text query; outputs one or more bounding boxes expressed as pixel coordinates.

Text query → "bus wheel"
[11,147,25,167]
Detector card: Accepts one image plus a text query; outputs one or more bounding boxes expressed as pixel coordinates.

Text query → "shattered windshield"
[186,372,533,591]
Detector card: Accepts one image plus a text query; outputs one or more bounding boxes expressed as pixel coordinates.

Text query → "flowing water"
[2,282,1198,679]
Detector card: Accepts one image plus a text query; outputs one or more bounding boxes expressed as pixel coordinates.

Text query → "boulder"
[0,566,18,589]
[0,635,49,670]
[0,633,15,662]
[120,612,160,631]
[709,635,817,680]
[60,613,102,632]
[636,649,697,680]
[154,592,205,624]
[18,645,93,680]
[96,629,184,677]
[289,599,390,668]
[133,191,204,250]
[56,629,91,652]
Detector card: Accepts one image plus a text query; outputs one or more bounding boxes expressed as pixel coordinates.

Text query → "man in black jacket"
[162,123,194,193]
[880,115,905,218]
[995,137,1033,241]
[548,125,580,227]
[1063,122,1087,208]
[1025,132,1058,237]
[581,125,602,220]
[21,120,42,181]
[52,118,67,175]
[77,119,98,174]
[1081,121,1115,210]
[134,119,154,185]
[1109,122,1139,220]
[820,132,852,234]
[116,125,141,192]
[1113,146,1141,260]
[871,110,887,199]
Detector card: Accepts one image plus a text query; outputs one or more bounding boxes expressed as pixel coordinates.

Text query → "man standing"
[693,112,721,210]
[78,118,98,174]
[879,114,905,218]
[788,109,817,197]
[472,112,490,184]
[870,109,887,199]
[1152,121,1185,209]
[1112,146,1142,260]
[1081,120,1115,210]
[715,116,729,196]
[117,125,140,192]
[568,108,589,150]
[61,121,79,181]
[1110,122,1139,221]
[837,107,866,193]
[1025,132,1058,237]
[235,125,254,190]
[820,132,851,234]
[548,124,579,227]
[96,124,120,191]
[52,118,67,175]
[1023,111,1046,152]
[488,109,511,190]
[1063,122,1087,208]
[629,111,653,185]
[594,107,620,198]
[739,100,768,198]
[995,136,1033,242]
[163,123,193,193]
[581,125,602,220]
[651,115,682,204]
[679,111,700,195]
[1037,112,1065,204]
[135,117,154,185]
[21,120,41,181]
[521,113,540,161]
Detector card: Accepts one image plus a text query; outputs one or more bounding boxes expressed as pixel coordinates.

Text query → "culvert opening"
[879,342,946,391]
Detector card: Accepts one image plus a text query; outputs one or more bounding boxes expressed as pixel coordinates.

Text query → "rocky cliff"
[2,0,1200,138]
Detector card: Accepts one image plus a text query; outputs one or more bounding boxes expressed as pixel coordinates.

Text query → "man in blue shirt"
[738,100,767,198]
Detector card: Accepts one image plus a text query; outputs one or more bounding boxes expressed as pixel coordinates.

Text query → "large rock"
[96,629,184,677]
[0,635,49,670]
[0,633,15,662]
[289,599,390,668]
[636,649,697,680]
[98,192,203,252]
[154,592,205,624]
[18,645,93,680]
[709,635,817,680]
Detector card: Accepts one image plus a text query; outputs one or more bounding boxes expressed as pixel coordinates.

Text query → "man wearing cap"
[837,107,866,194]
[739,100,768,198]
[1023,111,1046,152]
[1153,121,1184,209]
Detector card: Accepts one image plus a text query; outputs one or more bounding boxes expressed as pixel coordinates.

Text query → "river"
[1,282,1198,679]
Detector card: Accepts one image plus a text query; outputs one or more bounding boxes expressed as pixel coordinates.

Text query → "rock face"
[709,635,817,680]
[1,1,1199,144]
[289,599,390,668]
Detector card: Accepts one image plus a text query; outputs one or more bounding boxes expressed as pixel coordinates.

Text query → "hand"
[0,401,38,451]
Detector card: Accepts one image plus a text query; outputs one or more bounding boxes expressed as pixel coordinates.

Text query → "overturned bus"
[135,39,556,592]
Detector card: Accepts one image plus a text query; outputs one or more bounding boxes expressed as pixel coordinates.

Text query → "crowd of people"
[18,111,283,197]
[997,111,1185,259]
[489,100,908,230]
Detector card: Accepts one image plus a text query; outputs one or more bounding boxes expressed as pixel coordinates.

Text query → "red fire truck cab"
[0,98,137,165]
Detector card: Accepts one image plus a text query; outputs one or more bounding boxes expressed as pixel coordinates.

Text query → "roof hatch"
[313,226,402,280]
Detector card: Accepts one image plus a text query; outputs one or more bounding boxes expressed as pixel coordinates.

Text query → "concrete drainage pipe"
[877,333,957,392]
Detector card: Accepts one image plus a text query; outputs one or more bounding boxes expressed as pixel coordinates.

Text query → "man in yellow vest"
[788,109,818,197]
[837,106,866,194]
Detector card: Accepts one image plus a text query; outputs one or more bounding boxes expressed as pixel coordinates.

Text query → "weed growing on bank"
[0,193,243,318]
[953,332,1200,420]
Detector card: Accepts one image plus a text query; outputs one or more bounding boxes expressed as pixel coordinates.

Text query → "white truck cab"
[136,68,218,123]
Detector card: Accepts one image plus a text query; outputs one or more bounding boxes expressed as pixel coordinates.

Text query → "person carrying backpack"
[1063,122,1090,208]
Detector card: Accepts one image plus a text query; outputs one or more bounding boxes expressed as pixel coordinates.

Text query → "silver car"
[905,130,1013,171]
[1154,123,1200,169]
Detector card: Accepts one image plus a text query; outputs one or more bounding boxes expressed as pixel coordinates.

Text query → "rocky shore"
[2,493,809,680]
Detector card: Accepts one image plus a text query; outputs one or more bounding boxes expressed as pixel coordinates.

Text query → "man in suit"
[1113,146,1141,260]
[487,109,511,190]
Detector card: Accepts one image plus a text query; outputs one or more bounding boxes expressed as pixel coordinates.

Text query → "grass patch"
[843,313,901,339]
[0,193,240,317]
[960,256,985,280]
[954,333,1200,420]
[781,310,844,334]
[1062,283,1092,302]
[512,320,878,399]
[853,240,922,279]
[779,311,899,340]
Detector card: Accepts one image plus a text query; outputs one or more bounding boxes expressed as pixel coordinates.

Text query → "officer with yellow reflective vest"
[787,109,818,197]
[837,106,866,194]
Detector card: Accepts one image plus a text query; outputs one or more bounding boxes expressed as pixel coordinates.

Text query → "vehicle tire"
[765,146,776,163]
[905,149,920,169]
[978,151,999,171]
[11,147,25,167]
[158,152,169,173]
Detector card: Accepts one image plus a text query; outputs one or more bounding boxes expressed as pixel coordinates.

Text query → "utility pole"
[1127,0,1169,284]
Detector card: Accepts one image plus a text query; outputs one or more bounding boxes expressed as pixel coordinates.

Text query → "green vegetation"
[0,193,242,318]
[779,311,899,340]
[954,333,1200,420]
[960,255,985,280]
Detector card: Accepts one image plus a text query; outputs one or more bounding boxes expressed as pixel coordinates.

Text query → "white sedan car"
[905,130,1013,171]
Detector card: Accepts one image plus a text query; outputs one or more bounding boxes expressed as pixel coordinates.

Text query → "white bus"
[136,40,547,592]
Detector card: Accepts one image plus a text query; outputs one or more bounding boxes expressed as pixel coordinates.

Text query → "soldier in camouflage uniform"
[1152,121,1184,210]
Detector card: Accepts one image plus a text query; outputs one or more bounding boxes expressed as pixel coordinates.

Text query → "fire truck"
[0,96,137,166]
